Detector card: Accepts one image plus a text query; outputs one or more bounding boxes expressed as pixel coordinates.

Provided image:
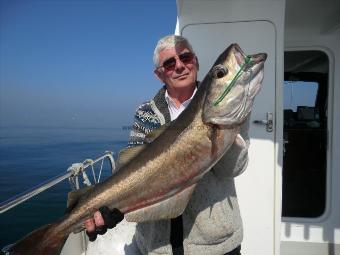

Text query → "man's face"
[154,43,198,92]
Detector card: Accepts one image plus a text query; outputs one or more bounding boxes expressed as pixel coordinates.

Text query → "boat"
[1,0,339,254]
[176,0,339,254]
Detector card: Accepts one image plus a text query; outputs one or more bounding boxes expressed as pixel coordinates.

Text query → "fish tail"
[8,222,68,255]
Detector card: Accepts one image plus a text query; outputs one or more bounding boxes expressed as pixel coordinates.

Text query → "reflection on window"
[284,81,318,111]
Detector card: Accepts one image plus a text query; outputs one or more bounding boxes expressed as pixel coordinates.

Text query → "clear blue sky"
[0,0,177,128]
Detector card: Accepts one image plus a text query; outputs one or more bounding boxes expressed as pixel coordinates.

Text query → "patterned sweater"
[128,87,169,147]
[127,86,249,255]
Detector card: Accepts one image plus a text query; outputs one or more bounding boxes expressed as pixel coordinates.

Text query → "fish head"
[202,43,267,126]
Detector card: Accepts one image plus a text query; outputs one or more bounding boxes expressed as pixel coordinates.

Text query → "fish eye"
[211,65,228,79]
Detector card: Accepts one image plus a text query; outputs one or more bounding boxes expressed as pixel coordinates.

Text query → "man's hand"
[84,206,124,241]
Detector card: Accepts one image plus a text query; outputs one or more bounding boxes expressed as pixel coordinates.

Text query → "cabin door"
[182,21,278,255]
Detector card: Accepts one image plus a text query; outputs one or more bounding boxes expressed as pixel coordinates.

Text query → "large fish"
[8,44,267,255]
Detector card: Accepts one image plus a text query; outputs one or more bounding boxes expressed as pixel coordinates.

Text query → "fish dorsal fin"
[117,145,147,167]
[144,123,170,143]
[125,184,197,222]
[118,124,170,167]
[66,186,94,213]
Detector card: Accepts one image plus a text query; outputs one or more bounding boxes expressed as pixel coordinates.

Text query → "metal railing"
[0,151,116,214]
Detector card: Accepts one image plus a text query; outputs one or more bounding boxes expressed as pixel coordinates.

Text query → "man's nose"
[174,56,185,70]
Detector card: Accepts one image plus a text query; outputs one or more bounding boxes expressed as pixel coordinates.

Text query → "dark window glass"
[282,51,328,218]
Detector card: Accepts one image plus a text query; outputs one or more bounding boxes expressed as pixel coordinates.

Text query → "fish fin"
[235,133,247,148]
[118,145,148,167]
[144,123,170,143]
[71,221,86,234]
[9,223,67,255]
[125,184,197,222]
[66,185,94,213]
[118,124,170,167]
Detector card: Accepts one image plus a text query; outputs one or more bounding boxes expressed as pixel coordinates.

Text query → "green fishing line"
[213,55,252,106]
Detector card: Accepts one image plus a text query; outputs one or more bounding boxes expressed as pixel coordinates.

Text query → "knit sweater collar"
[153,86,171,124]
[153,82,200,124]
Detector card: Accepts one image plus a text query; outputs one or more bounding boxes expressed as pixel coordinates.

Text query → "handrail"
[0,151,116,214]
[0,171,73,214]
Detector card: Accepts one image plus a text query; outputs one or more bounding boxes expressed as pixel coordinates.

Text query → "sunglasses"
[157,52,195,72]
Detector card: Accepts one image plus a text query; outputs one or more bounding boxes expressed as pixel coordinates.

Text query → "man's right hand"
[84,206,124,242]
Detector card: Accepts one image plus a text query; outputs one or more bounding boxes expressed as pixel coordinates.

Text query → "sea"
[0,126,129,249]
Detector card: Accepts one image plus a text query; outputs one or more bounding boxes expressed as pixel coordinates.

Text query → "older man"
[85,35,249,255]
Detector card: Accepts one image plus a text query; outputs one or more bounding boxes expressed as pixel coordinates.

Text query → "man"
[85,35,249,255]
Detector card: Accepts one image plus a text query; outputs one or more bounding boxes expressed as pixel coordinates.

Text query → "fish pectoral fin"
[125,184,197,222]
[66,185,94,213]
[72,221,86,234]
[118,145,148,167]
[235,133,247,149]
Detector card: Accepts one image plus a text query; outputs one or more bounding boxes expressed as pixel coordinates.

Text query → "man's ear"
[154,69,166,83]
[195,56,199,71]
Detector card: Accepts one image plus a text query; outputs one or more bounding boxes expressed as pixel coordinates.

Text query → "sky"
[0,0,177,128]
[284,81,318,111]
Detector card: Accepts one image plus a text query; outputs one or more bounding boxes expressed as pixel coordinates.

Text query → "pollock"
[8,44,267,255]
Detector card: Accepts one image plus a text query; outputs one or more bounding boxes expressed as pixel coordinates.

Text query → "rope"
[67,152,116,189]
[82,171,92,186]
[67,163,86,189]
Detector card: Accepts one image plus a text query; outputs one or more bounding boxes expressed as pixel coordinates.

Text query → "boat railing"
[0,151,116,214]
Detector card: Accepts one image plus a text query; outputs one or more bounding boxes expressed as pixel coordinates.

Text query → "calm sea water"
[0,127,129,248]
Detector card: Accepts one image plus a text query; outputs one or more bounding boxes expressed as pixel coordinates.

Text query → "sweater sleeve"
[127,101,162,148]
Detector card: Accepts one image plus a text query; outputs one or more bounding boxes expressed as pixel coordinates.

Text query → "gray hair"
[153,35,195,68]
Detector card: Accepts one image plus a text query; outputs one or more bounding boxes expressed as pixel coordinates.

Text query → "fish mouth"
[233,44,267,91]
[248,52,267,66]
[247,53,267,81]
[233,43,267,66]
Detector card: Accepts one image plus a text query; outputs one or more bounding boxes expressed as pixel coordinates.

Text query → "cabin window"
[284,81,318,112]
[282,50,328,218]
